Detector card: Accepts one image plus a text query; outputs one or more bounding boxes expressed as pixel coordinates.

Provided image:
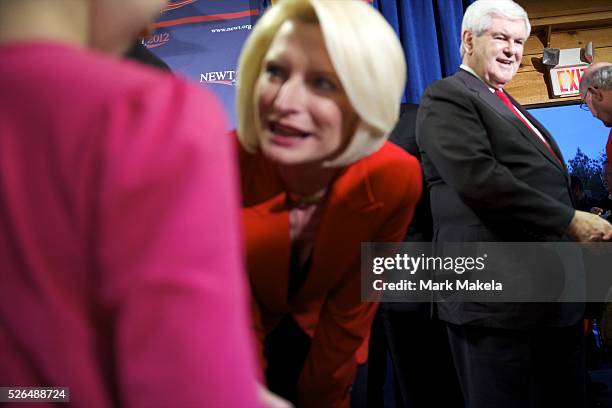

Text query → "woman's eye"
[312,76,337,91]
[265,63,285,80]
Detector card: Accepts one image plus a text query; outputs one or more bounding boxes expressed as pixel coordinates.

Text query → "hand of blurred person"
[567,210,612,242]
[257,384,294,408]
[591,207,605,216]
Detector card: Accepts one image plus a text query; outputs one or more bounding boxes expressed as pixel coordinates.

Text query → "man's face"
[589,88,612,127]
[463,17,527,89]
[581,63,612,126]
[583,87,599,118]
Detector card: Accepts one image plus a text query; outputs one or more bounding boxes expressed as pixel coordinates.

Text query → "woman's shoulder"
[232,131,268,173]
[231,131,284,203]
[345,141,422,203]
[361,141,420,173]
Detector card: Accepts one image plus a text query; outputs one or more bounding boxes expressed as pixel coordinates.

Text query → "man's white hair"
[580,62,612,98]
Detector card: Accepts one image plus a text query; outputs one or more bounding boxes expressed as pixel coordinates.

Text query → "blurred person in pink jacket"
[0,1,277,406]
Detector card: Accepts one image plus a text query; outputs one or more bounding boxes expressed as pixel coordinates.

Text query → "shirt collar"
[460,64,496,93]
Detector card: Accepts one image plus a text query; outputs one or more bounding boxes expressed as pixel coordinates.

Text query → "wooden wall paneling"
[550,27,612,49]
[529,12,612,28]
[506,0,612,106]
[518,0,612,20]
[508,42,612,105]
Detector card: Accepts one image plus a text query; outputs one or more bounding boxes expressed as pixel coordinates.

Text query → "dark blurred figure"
[125,40,171,71]
[571,175,598,212]
[594,162,612,220]
[367,104,464,408]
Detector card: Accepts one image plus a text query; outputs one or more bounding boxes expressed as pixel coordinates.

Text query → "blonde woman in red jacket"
[234,0,422,406]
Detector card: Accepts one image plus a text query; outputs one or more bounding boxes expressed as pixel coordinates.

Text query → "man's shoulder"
[421,70,479,102]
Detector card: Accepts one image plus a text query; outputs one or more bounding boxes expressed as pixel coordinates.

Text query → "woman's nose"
[273,77,307,113]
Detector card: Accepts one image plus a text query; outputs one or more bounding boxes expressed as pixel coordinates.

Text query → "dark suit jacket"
[416,69,582,328]
[389,103,433,243]
[238,137,422,407]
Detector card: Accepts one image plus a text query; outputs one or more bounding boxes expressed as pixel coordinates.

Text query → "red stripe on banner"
[153,9,259,29]
[164,0,198,12]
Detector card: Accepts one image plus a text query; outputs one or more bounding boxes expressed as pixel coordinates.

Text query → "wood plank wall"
[504,0,612,106]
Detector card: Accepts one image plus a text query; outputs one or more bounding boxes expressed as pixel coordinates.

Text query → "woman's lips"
[270,122,310,138]
[265,121,313,147]
[269,134,304,147]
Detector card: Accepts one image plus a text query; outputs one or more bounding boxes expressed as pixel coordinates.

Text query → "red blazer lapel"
[238,138,291,315]
[292,161,384,305]
[243,192,291,315]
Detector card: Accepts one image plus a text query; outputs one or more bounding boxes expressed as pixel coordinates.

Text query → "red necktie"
[494,89,562,165]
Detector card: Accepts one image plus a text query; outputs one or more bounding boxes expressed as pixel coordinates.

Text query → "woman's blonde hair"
[235,0,406,167]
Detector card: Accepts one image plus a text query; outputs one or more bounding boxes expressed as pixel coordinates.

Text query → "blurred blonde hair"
[235,0,406,167]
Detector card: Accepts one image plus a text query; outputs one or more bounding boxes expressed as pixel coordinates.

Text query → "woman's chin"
[263,148,306,166]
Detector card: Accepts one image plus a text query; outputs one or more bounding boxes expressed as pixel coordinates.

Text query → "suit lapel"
[511,98,567,171]
[243,193,291,314]
[240,148,291,314]
[456,70,566,173]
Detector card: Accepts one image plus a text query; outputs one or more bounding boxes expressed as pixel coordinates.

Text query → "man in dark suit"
[416,1,612,407]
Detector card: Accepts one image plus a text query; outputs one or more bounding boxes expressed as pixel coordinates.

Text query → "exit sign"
[550,65,587,97]
[548,48,589,98]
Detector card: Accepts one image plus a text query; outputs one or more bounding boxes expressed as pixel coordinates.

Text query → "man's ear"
[462,30,474,55]
[591,87,604,102]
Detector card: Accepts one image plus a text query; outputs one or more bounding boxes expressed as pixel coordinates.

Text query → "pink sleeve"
[96,80,261,407]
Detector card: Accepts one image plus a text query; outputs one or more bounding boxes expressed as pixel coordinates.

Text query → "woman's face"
[255,20,358,167]
[90,0,167,53]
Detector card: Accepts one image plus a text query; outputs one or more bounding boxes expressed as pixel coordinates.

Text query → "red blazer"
[238,137,422,407]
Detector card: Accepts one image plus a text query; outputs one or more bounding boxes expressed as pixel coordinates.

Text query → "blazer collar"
[242,152,385,310]
[243,153,383,214]
[455,69,566,173]
[290,159,386,303]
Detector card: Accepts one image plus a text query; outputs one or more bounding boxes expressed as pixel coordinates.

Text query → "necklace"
[286,190,327,208]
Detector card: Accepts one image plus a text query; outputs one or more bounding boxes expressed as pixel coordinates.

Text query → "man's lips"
[497,58,514,66]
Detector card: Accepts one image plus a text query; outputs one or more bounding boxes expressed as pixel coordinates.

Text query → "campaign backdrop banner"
[147,0,262,127]
[145,0,466,125]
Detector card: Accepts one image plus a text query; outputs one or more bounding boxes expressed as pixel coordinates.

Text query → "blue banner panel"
[146,0,261,127]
